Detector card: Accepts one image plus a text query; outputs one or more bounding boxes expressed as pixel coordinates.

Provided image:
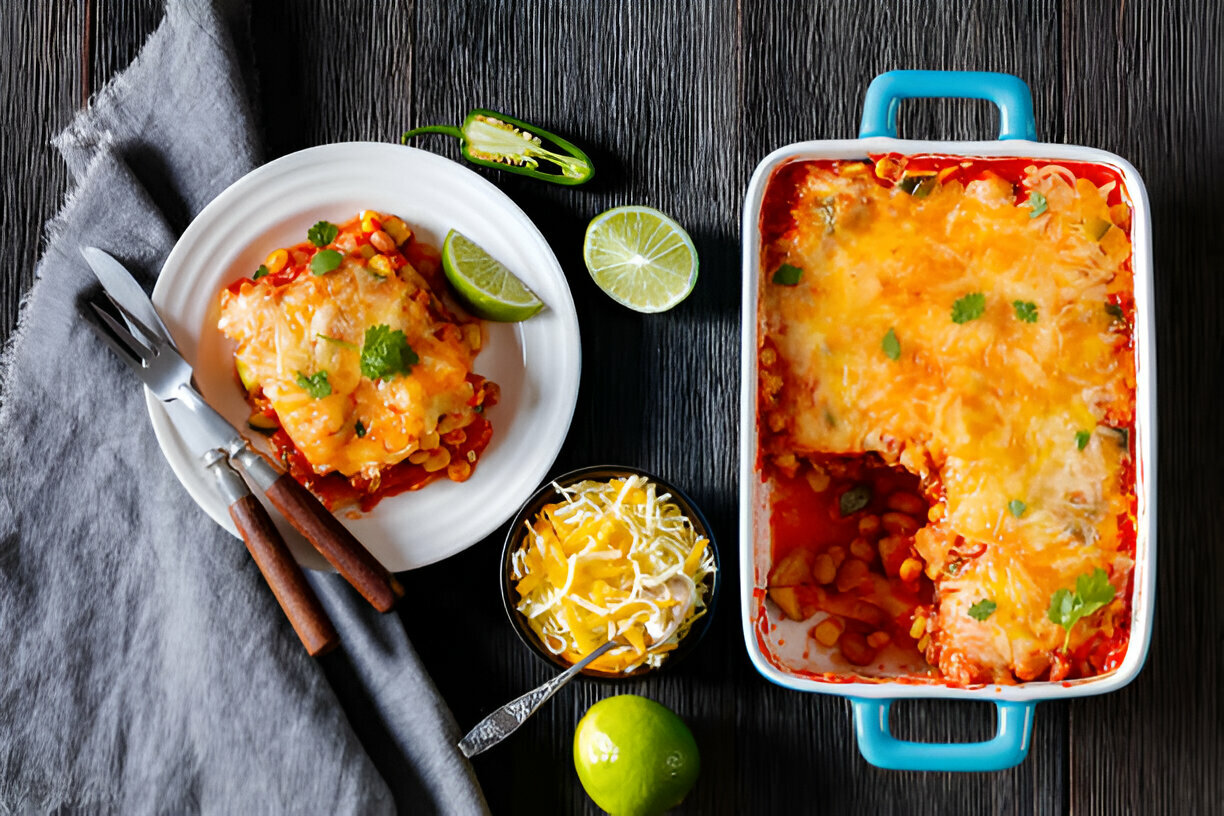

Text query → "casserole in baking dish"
[739,71,1156,771]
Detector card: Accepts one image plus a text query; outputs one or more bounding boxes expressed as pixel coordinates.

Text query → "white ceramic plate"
[148,142,581,572]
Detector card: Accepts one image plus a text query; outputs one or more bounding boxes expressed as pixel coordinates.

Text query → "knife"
[81,246,404,613]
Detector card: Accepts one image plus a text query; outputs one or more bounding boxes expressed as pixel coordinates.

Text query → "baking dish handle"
[859,70,1037,141]
[851,698,1035,771]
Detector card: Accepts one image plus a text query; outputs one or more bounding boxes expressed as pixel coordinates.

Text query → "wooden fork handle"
[228,495,339,657]
[233,448,404,612]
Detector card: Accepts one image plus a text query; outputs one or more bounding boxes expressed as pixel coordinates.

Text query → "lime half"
[583,206,698,313]
[441,230,544,322]
[573,694,700,816]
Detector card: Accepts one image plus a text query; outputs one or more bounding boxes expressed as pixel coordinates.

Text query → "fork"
[79,291,403,614]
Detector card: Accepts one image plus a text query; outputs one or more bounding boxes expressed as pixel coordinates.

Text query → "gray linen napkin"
[0,1,487,813]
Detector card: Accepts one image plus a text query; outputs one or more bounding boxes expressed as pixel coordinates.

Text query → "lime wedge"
[583,206,698,313]
[441,230,544,322]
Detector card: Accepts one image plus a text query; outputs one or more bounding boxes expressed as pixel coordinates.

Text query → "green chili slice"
[402,109,594,185]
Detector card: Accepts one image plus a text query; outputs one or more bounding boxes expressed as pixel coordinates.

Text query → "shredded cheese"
[511,476,716,673]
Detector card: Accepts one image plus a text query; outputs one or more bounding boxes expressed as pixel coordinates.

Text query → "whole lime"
[573,695,700,816]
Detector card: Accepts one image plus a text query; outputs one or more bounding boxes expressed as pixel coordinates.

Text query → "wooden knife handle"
[228,494,339,657]
[263,474,404,613]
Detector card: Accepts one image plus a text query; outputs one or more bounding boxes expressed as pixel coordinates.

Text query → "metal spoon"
[458,579,692,758]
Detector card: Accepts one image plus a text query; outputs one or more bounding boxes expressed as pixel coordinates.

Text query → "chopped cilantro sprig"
[968,599,997,621]
[310,249,343,276]
[360,324,418,381]
[951,293,986,324]
[1012,300,1038,322]
[882,327,901,361]
[307,220,339,247]
[1027,191,1048,218]
[295,370,331,399]
[1047,568,1116,650]
[772,264,803,286]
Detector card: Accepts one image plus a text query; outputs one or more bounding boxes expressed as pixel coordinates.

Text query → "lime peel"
[574,695,700,816]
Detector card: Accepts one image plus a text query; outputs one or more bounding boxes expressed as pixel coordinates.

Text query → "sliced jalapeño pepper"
[402,109,594,185]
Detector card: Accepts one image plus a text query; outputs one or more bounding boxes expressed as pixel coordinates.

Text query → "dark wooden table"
[5,1,1222,813]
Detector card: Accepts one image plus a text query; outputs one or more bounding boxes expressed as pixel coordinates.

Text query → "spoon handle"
[458,640,618,758]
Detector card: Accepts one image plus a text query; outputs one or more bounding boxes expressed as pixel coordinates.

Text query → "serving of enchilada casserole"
[218,210,498,512]
[757,155,1137,686]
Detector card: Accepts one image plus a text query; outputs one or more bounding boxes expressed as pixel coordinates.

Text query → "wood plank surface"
[3,1,1221,813]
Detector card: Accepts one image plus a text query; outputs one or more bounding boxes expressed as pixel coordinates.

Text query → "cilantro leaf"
[839,485,871,516]
[307,220,339,247]
[1008,499,1027,518]
[951,293,986,324]
[1075,430,1091,451]
[295,370,331,399]
[310,249,343,276]
[968,599,997,621]
[1012,300,1038,323]
[772,264,803,286]
[1028,190,1048,218]
[1105,302,1125,321]
[360,324,418,381]
[882,327,901,361]
[1047,567,1116,650]
[355,420,366,438]
[252,264,269,280]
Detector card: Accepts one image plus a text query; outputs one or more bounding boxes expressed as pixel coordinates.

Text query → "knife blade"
[82,246,403,612]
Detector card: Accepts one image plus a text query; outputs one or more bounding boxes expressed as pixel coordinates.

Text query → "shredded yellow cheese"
[511,476,717,673]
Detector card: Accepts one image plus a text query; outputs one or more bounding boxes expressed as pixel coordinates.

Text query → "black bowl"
[499,465,721,680]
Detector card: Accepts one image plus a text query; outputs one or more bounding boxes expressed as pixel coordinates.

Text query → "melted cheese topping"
[761,159,1136,684]
[218,216,483,480]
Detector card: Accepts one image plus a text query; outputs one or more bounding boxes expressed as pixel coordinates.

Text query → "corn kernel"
[407,450,430,465]
[359,244,376,260]
[383,216,412,245]
[812,618,844,647]
[360,210,380,233]
[917,634,930,652]
[447,460,473,482]
[899,558,923,583]
[463,323,482,351]
[909,616,927,640]
[804,467,830,493]
[423,448,452,473]
[866,631,891,649]
[419,431,440,451]
[850,537,876,562]
[264,248,288,275]
[826,545,847,569]
[368,255,393,278]
[812,553,837,585]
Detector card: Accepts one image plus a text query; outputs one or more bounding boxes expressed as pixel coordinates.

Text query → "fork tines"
[80,301,151,372]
